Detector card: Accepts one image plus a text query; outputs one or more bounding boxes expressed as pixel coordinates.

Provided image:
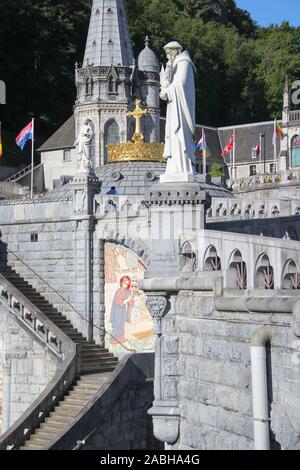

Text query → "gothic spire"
[283,75,291,110]
[83,0,134,67]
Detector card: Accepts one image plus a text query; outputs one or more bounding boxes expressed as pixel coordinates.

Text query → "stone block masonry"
[0,302,58,431]
[157,290,300,450]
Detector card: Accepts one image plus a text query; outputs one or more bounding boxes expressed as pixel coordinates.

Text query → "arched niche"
[282,226,298,241]
[180,241,197,272]
[282,259,299,289]
[227,250,247,290]
[104,119,120,163]
[203,245,221,271]
[291,134,300,167]
[255,253,274,290]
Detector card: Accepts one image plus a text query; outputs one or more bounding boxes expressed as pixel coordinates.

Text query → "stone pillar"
[145,183,206,279]
[146,292,180,447]
[71,174,100,341]
[99,240,106,347]
[1,356,12,433]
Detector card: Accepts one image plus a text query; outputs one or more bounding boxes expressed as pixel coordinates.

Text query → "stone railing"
[180,229,300,291]
[0,273,79,450]
[232,170,300,193]
[289,110,300,122]
[207,196,300,222]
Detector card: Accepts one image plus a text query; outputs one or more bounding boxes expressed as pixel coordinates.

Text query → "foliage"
[0,0,299,146]
[209,162,224,177]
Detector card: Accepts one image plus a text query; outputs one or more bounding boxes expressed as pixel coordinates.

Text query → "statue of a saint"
[160,41,196,183]
[75,119,94,173]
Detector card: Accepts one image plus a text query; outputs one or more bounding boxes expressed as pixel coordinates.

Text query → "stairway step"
[47,413,75,424]
[56,400,83,409]
[28,434,52,445]
[22,442,46,450]
[34,428,59,439]
[63,395,91,405]
[68,389,99,399]
[49,409,81,420]
[82,357,118,364]
[82,350,114,359]
[81,364,116,374]
[75,382,104,391]
[40,421,67,432]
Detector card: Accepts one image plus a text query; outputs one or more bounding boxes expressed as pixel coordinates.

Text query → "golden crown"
[107,99,166,163]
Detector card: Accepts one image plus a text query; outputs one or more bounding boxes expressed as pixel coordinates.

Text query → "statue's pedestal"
[160,172,195,184]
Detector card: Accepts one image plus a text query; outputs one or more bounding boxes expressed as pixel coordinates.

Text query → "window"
[104,120,120,163]
[63,149,71,162]
[250,165,257,176]
[291,135,300,167]
[252,148,257,159]
[270,163,275,174]
[31,234,38,243]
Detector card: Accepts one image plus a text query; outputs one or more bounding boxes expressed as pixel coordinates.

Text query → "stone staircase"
[19,374,108,450]
[0,265,119,449]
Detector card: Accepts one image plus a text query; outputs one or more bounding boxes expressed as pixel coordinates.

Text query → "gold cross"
[127,99,149,142]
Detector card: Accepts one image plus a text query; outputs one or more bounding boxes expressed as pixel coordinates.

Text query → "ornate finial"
[75,62,78,70]
[127,99,150,143]
[145,35,150,47]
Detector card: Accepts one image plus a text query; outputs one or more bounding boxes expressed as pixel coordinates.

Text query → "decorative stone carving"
[75,119,95,174]
[146,295,168,319]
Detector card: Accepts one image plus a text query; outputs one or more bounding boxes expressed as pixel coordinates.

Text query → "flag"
[0,123,2,158]
[195,133,211,158]
[16,121,33,150]
[221,134,234,157]
[254,139,260,156]
[276,122,286,141]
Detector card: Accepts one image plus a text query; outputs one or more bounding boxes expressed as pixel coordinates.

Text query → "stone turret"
[137,37,161,143]
[74,0,138,167]
[282,75,291,126]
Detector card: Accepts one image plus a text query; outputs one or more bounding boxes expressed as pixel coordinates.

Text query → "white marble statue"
[160,41,196,183]
[75,119,94,173]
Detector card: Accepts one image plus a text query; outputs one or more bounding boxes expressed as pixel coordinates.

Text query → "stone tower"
[138,37,161,143]
[282,75,291,126]
[75,0,136,167]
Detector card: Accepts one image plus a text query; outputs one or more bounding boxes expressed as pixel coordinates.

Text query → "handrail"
[7,248,136,353]
[0,274,78,450]
[5,164,32,182]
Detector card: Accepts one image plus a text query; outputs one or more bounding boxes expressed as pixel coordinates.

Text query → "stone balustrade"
[231,169,300,193]
[180,229,300,291]
[207,197,300,222]
[0,273,78,450]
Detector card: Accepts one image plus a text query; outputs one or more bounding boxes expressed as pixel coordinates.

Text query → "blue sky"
[235,0,299,27]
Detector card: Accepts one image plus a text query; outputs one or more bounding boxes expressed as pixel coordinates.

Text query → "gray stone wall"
[85,381,157,450]
[0,219,79,321]
[160,291,300,450]
[0,302,58,431]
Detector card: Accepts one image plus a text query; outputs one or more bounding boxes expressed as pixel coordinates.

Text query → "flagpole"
[274,119,277,174]
[259,133,262,174]
[233,129,236,180]
[31,118,35,199]
[202,128,206,176]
